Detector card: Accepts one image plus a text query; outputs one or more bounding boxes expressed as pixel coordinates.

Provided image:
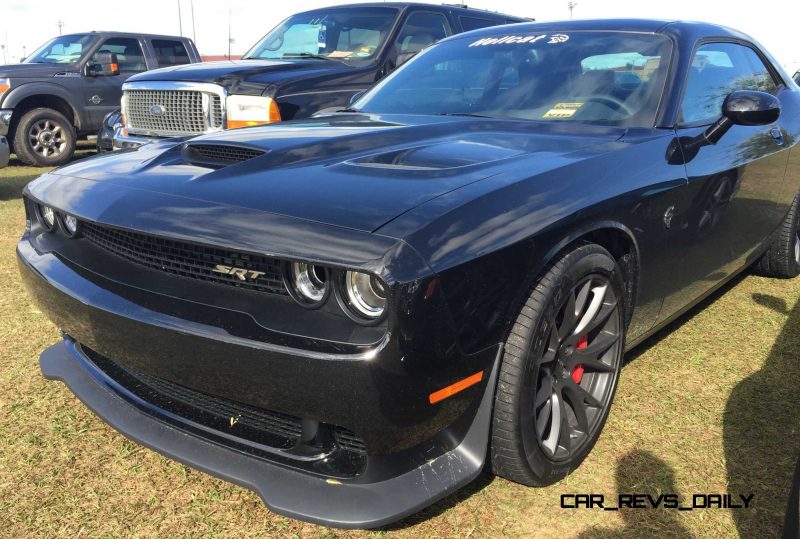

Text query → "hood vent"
[182,143,265,168]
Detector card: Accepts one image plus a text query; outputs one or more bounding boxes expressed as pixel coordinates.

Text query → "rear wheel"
[756,192,800,279]
[491,243,625,486]
[13,107,76,167]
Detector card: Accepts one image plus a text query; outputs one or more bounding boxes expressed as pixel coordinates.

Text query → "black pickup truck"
[114,2,527,149]
[0,32,199,166]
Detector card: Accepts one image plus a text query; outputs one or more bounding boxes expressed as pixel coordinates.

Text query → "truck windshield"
[25,34,97,64]
[243,7,398,61]
[355,31,673,127]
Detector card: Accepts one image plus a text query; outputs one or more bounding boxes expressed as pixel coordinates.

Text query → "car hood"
[42,114,628,234]
[0,62,75,78]
[127,59,358,90]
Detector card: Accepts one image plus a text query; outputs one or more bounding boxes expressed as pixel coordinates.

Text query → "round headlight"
[62,214,79,236]
[285,262,330,307]
[38,204,56,230]
[342,271,387,321]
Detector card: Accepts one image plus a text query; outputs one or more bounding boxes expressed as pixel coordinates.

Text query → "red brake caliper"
[572,336,588,384]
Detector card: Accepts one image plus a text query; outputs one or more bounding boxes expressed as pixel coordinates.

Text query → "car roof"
[296,3,529,22]
[446,18,755,42]
[61,31,191,41]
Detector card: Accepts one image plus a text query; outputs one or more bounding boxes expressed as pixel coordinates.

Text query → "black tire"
[491,243,625,486]
[757,192,800,279]
[12,107,76,167]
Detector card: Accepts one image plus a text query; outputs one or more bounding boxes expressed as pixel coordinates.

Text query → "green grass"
[0,152,798,538]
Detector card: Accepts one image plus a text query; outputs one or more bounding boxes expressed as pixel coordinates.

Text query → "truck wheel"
[13,107,76,167]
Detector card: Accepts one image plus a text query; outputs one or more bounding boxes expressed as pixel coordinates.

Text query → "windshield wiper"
[281,52,344,63]
[437,112,501,119]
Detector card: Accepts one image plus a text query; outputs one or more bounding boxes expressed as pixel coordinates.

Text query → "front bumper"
[41,338,498,528]
[0,109,11,137]
[0,135,8,168]
[18,222,500,527]
[112,127,153,150]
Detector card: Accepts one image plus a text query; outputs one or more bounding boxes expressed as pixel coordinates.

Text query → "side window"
[680,42,778,124]
[395,12,450,58]
[94,38,146,71]
[459,16,496,32]
[152,39,191,67]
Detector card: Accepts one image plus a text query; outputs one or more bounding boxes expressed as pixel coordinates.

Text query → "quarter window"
[95,38,146,71]
[152,39,191,67]
[679,42,778,124]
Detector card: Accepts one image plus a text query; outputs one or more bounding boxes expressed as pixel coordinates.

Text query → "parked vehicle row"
[19,18,800,528]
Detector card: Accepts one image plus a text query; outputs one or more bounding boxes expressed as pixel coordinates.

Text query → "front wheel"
[491,243,625,486]
[12,107,76,167]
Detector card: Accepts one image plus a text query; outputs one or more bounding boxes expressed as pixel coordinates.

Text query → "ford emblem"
[148,104,166,116]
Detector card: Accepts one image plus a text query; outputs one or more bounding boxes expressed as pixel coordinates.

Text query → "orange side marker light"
[429,371,484,404]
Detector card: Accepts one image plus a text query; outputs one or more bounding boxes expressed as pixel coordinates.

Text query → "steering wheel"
[581,95,635,117]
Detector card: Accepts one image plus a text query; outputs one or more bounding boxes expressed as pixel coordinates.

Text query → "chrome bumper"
[0,109,12,137]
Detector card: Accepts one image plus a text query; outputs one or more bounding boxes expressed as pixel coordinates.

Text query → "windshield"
[243,7,398,61]
[355,31,673,127]
[25,34,97,64]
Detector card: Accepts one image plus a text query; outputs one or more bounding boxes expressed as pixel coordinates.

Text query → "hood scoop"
[347,140,527,171]
[182,143,265,168]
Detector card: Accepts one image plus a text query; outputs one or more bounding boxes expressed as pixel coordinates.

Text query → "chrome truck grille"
[122,82,225,137]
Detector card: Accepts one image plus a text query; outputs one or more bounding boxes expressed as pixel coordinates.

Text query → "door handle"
[770,127,784,145]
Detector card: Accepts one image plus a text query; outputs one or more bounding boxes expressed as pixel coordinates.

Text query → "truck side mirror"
[86,52,120,77]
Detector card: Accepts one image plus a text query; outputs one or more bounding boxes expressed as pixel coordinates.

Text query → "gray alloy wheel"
[491,243,625,487]
[533,274,621,460]
[12,107,77,167]
[28,118,68,159]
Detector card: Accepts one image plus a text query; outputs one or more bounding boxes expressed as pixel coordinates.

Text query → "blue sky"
[0,0,798,72]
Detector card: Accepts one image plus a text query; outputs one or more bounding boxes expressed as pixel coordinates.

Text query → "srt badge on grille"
[148,104,166,116]
[212,264,266,281]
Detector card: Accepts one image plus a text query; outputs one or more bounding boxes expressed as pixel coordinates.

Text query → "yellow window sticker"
[543,102,584,119]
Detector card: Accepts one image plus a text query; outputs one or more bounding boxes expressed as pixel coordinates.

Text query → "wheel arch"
[4,84,83,141]
[539,220,640,330]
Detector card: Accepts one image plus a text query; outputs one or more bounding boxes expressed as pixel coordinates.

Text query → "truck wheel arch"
[4,83,84,136]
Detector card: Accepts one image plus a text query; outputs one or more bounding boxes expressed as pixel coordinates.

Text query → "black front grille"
[81,221,288,296]
[184,143,265,166]
[334,426,367,454]
[83,346,304,449]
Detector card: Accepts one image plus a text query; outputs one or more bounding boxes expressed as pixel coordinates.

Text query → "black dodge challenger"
[17,19,800,528]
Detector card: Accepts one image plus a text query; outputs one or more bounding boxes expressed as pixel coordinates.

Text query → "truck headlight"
[0,78,10,98]
[226,95,281,129]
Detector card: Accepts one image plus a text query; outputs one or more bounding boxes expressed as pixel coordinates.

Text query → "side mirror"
[702,90,781,145]
[349,91,365,107]
[85,52,119,77]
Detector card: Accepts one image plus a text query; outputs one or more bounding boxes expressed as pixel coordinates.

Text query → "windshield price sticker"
[543,102,584,119]
[469,33,569,47]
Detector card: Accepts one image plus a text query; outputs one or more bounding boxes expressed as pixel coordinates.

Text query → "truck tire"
[13,107,76,167]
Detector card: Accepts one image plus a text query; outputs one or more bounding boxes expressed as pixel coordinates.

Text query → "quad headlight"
[37,204,56,231]
[285,261,330,307]
[61,213,80,237]
[340,271,387,321]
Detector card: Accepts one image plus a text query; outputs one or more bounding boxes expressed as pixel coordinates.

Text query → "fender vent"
[183,143,265,167]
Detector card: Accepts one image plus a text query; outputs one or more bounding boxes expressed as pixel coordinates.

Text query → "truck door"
[83,37,149,130]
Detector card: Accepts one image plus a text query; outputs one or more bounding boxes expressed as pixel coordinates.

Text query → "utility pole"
[567,2,578,19]
[190,0,196,46]
[228,7,232,59]
[177,0,183,36]
[1,45,6,65]
[57,19,65,35]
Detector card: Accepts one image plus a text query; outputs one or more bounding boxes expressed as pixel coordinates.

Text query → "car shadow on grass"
[724,293,800,537]
[577,450,693,538]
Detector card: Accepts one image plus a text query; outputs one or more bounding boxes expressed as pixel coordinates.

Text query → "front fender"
[2,81,85,130]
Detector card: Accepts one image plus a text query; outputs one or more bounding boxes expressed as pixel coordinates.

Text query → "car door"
[658,41,791,321]
[82,37,150,129]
